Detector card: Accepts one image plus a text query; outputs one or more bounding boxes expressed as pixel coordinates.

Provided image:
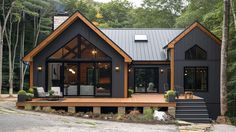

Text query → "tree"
[220,0,230,117]
[230,0,236,31]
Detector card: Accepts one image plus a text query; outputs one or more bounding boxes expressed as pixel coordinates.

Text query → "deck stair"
[175,99,211,123]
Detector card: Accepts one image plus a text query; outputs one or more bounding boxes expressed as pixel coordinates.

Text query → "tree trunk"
[0,25,2,97]
[230,0,236,31]
[19,12,25,90]
[220,0,230,116]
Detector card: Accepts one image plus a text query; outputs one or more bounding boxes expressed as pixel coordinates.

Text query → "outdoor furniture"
[36,87,49,98]
[51,87,63,97]
[184,91,193,99]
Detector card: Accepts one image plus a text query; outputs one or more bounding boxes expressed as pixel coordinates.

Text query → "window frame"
[183,66,208,92]
[185,45,207,60]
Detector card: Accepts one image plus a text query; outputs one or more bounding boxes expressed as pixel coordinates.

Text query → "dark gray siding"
[128,64,170,93]
[33,19,125,98]
[174,27,221,119]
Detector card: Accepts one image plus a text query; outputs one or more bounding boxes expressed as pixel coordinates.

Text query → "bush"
[128,89,134,97]
[18,90,27,95]
[28,88,34,94]
[49,90,55,96]
[26,93,34,100]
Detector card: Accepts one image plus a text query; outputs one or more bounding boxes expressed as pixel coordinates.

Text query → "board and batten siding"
[174,27,221,119]
[33,19,126,98]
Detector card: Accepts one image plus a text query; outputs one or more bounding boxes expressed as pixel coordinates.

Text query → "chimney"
[52,12,69,30]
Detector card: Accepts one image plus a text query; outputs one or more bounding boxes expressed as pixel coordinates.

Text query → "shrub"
[142,108,154,121]
[18,90,27,95]
[28,88,34,94]
[128,89,134,97]
[26,93,34,100]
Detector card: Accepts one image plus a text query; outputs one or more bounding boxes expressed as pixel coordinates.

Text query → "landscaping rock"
[83,114,89,118]
[153,110,168,121]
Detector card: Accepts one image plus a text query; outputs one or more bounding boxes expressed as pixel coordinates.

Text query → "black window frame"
[185,45,207,60]
[183,66,208,92]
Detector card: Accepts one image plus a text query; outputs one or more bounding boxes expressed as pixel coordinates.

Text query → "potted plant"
[164,90,176,102]
[18,90,27,102]
[49,90,55,96]
[26,93,34,101]
[128,88,134,97]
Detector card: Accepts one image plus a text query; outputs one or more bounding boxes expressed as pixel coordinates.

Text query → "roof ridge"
[100,28,184,30]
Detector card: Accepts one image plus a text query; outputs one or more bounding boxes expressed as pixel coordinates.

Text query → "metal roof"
[101,28,184,61]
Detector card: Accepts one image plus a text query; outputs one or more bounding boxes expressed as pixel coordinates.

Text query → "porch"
[16,93,201,108]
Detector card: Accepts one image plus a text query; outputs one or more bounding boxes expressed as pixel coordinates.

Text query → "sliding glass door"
[63,63,78,96]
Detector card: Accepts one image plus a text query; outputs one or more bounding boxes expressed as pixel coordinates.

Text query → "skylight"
[134,35,148,42]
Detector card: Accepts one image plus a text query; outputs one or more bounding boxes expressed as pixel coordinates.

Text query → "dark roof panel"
[101,28,183,61]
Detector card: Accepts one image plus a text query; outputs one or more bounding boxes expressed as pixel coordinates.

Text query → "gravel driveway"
[0,98,236,132]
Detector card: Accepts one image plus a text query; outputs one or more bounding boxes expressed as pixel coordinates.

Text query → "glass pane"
[95,63,111,96]
[135,68,158,92]
[80,36,109,59]
[50,37,78,59]
[79,63,95,95]
[184,68,195,91]
[196,68,207,91]
[48,63,62,88]
[185,45,206,60]
[64,63,78,96]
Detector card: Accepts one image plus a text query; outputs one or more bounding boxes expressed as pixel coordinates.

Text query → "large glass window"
[185,45,207,60]
[49,35,110,60]
[134,68,158,93]
[47,35,112,97]
[184,67,208,92]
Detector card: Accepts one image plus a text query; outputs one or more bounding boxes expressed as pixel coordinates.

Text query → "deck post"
[93,107,101,114]
[68,107,76,113]
[118,107,125,114]
[170,48,175,90]
[168,107,176,118]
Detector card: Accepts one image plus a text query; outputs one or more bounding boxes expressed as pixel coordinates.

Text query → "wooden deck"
[16,93,201,108]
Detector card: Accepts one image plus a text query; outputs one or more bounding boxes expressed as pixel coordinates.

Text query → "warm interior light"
[37,66,42,71]
[91,49,97,55]
[128,69,131,72]
[69,68,76,74]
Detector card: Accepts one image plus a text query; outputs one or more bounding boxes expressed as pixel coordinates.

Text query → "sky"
[94,0,143,7]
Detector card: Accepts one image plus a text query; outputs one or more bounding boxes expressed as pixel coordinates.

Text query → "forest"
[0,0,236,120]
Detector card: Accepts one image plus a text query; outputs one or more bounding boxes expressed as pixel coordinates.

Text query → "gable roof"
[165,22,221,49]
[23,11,132,62]
[101,28,183,61]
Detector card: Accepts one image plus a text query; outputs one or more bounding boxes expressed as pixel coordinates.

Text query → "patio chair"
[51,87,63,97]
[36,87,49,98]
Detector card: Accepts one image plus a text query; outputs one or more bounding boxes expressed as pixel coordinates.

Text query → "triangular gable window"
[49,35,111,60]
[185,45,207,60]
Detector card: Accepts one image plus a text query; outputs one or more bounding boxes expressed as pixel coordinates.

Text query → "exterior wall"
[174,27,221,119]
[33,19,125,98]
[128,64,170,93]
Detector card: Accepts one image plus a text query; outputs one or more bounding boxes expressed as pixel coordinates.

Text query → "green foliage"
[164,90,176,98]
[28,88,34,94]
[49,90,55,96]
[128,89,133,97]
[18,90,27,95]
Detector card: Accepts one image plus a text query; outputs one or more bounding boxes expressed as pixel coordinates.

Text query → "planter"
[18,95,28,102]
[167,96,175,102]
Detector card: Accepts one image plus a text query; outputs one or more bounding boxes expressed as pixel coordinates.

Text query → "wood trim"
[168,22,221,49]
[133,61,170,65]
[23,12,132,62]
[124,63,128,98]
[29,61,33,88]
[170,48,174,90]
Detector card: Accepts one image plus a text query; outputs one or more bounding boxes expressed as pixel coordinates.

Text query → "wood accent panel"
[168,22,221,49]
[133,61,170,65]
[23,12,132,62]
[170,48,174,90]
[29,61,33,88]
[124,63,128,98]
